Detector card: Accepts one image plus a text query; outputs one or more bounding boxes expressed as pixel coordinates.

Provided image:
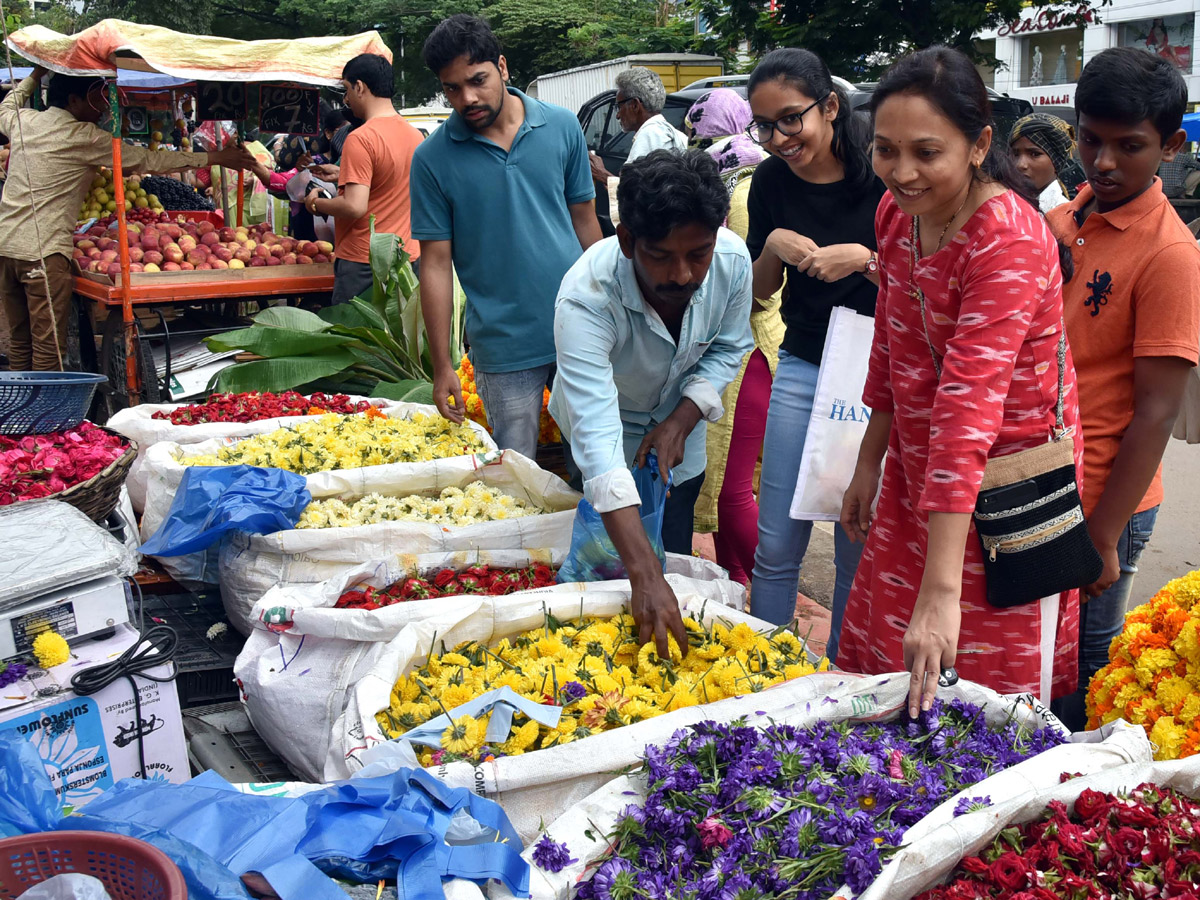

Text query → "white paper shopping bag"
[789,306,875,521]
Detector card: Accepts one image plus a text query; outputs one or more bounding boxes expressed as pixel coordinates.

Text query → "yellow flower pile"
[377,611,826,766]
[32,630,71,668]
[186,411,488,475]
[1087,568,1200,759]
[296,482,544,529]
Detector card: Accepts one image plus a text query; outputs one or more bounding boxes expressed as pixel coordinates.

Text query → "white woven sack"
[216,452,580,635]
[859,731,1192,900]
[106,396,405,514]
[137,403,496,586]
[320,590,834,842]
[245,549,742,639]
[516,677,1147,900]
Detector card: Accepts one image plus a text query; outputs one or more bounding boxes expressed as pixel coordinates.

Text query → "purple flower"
[0,661,27,689]
[531,833,577,873]
[589,858,635,900]
[560,680,587,703]
[953,794,992,817]
[844,839,882,893]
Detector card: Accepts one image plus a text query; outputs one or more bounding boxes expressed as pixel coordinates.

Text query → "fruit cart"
[6,19,391,410]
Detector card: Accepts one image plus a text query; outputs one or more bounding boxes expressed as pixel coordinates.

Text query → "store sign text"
[1031,93,1073,106]
[998,7,1093,37]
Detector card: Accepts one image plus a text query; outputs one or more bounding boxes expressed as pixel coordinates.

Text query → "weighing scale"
[0,500,136,662]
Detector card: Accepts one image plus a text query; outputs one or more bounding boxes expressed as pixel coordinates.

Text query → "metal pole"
[107,81,139,401]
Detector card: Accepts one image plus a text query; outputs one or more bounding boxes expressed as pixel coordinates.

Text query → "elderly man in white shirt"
[590,67,687,184]
[552,149,752,657]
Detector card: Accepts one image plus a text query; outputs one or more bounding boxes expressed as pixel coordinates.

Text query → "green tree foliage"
[694,0,1110,78]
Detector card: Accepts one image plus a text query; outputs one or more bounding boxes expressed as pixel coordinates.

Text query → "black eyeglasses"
[746,92,830,146]
[615,97,638,109]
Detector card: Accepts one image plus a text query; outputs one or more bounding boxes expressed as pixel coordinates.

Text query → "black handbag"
[910,216,1103,607]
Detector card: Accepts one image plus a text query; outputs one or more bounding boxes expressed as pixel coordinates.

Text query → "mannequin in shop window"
[1053,45,1068,84]
[1031,47,1044,86]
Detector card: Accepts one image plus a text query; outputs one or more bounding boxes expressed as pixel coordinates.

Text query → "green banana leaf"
[205,327,355,357]
[371,379,435,404]
[250,305,331,333]
[213,351,360,393]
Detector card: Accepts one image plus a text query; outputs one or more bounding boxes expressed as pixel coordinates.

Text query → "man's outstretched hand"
[630,568,688,659]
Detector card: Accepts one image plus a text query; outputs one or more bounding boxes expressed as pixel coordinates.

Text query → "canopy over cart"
[4,20,392,409]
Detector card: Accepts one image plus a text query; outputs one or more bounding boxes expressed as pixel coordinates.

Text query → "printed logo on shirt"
[829,398,871,422]
[1084,269,1113,317]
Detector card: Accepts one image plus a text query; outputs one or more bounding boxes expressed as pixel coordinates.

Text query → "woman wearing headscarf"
[1009,113,1083,212]
[688,89,784,587]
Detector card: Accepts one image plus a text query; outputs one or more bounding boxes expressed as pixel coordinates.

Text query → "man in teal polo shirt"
[413,15,603,457]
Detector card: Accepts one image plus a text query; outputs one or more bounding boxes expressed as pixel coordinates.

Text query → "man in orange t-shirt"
[1047,48,1200,730]
[306,53,422,304]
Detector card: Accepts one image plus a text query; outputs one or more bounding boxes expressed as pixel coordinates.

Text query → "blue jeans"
[474,362,555,460]
[750,351,864,662]
[1050,505,1159,731]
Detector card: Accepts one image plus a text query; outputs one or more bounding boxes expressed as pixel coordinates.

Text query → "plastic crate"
[0,831,186,900]
[182,701,295,783]
[0,372,107,437]
[164,210,224,226]
[141,591,240,708]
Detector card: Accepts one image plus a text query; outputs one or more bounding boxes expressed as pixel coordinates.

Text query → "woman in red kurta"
[838,47,1082,714]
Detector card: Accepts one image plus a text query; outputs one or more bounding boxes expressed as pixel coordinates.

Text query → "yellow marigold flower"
[32,630,70,668]
[438,684,476,711]
[1174,620,1200,667]
[441,715,486,756]
[1112,680,1148,712]
[1149,716,1187,760]
[785,661,817,680]
[591,673,624,694]
[723,623,761,653]
[660,690,700,711]
[501,719,541,754]
[1127,697,1164,726]
[1156,675,1193,714]
[1134,648,1180,687]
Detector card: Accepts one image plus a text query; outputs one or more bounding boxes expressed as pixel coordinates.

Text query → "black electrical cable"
[70,610,179,780]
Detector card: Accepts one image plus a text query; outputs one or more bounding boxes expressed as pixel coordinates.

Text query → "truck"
[526,53,725,114]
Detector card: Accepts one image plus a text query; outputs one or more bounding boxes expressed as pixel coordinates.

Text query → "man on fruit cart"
[549,149,753,655]
[305,53,423,304]
[0,68,255,372]
[413,15,602,459]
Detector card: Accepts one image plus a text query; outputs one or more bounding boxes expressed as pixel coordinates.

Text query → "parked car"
[400,107,451,138]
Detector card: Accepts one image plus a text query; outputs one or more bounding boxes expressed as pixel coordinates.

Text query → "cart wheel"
[100,314,162,416]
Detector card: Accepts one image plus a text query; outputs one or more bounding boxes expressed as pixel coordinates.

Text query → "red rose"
[1054,822,1088,859]
[433,569,458,588]
[988,853,1031,891]
[336,590,368,609]
[1113,801,1160,828]
[959,856,989,875]
[399,578,432,599]
[1111,826,1146,862]
[1074,789,1112,823]
[439,577,462,595]
[458,574,483,592]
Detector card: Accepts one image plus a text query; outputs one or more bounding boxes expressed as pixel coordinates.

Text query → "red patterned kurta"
[838,190,1082,701]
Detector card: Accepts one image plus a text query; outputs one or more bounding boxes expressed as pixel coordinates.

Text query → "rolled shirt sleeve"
[552,295,641,513]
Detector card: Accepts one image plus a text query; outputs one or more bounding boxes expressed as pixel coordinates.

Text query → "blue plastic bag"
[139,465,310,558]
[557,453,671,583]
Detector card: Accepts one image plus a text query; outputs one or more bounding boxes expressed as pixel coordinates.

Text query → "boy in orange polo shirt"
[1048,48,1200,730]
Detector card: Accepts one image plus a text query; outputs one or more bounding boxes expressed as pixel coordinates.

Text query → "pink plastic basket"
[0,832,187,900]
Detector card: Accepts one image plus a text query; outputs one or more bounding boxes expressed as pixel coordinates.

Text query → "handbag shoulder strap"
[910,215,1066,437]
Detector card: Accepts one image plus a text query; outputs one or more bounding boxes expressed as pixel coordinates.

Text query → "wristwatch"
[863,251,879,276]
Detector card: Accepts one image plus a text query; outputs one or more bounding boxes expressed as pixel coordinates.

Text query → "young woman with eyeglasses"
[742,48,885,660]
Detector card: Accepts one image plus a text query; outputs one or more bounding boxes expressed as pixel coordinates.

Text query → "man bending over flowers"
[549,149,754,655]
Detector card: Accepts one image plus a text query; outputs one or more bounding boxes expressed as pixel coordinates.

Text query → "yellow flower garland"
[1086,568,1200,759]
[457,356,562,445]
[32,630,70,668]
[296,482,543,529]
[186,411,488,475]
[377,611,827,766]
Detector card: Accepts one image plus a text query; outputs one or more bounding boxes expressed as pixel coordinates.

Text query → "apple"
[180,262,195,270]
[162,262,182,272]
[213,247,233,262]
[195,262,213,270]
[87,248,103,260]
[210,258,229,270]
[241,239,257,251]
[281,253,297,266]
[219,227,237,242]
[269,245,285,258]
[279,239,295,253]
[87,226,105,238]
[141,235,159,252]
[143,262,161,273]
[186,250,208,266]
[106,262,125,279]
[266,256,282,266]
[99,249,119,263]
[314,241,334,256]
[296,255,314,265]
[163,245,184,263]
[233,248,253,263]
[200,232,220,246]
[298,242,319,257]
[234,229,249,241]
[254,244,273,260]
[228,259,245,269]
[158,233,175,250]
[143,250,164,266]
[165,224,183,239]
[128,263,144,273]
[196,221,216,236]
[76,239,96,251]
[249,257,268,267]
[72,248,85,260]
[128,247,144,263]
[178,236,197,253]
[96,238,115,252]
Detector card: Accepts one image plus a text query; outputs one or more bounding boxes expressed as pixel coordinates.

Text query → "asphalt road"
[1131,437,1199,604]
